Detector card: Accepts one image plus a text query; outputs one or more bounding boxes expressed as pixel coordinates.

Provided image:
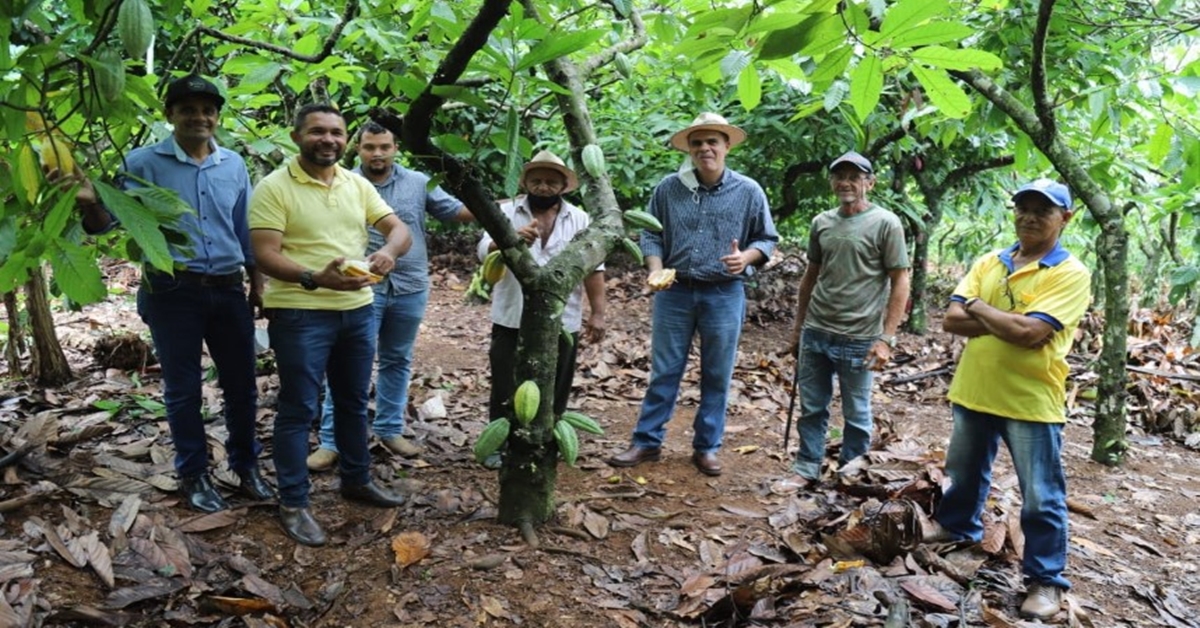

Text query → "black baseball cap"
[164,74,225,109]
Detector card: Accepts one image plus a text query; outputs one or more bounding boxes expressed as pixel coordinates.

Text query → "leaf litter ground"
[1,242,1199,627]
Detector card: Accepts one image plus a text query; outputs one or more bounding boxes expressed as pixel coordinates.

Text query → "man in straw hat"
[477,150,607,468]
[606,112,778,476]
[784,151,910,486]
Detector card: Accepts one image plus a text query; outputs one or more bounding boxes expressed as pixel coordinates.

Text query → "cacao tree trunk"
[3,291,25,377]
[25,267,72,386]
[1091,218,1130,464]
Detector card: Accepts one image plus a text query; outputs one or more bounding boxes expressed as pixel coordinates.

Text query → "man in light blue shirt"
[607,112,778,476]
[76,74,274,512]
[307,121,472,471]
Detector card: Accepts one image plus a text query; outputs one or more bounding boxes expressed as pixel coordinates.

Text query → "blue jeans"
[935,404,1071,590]
[137,273,261,479]
[268,305,375,508]
[792,328,874,480]
[630,281,745,453]
[317,288,428,451]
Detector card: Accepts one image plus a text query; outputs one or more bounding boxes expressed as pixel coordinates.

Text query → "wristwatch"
[879,334,897,348]
[299,269,318,291]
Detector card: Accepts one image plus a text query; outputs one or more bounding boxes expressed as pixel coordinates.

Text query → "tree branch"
[942,155,1015,189]
[1031,0,1058,142]
[194,0,359,63]
[579,7,647,78]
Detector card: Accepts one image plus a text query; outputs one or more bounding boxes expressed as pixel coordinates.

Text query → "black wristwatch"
[299,269,318,291]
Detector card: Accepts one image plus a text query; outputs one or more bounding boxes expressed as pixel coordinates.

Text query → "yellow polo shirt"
[249,157,393,310]
[947,242,1091,423]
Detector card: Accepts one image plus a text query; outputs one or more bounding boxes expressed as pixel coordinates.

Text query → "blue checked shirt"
[640,168,778,281]
[354,164,464,295]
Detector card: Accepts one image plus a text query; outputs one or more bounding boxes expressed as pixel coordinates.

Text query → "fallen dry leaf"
[391,531,431,567]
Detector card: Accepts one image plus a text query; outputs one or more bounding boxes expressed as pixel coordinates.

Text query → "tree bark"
[3,291,25,377]
[25,267,72,386]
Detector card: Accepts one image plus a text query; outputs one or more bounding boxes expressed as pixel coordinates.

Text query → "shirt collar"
[287,156,348,186]
[999,240,1070,270]
[352,163,402,187]
[157,136,222,164]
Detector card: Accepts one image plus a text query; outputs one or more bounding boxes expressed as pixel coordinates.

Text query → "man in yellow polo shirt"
[250,104,412,546]
[928,179,1090,620]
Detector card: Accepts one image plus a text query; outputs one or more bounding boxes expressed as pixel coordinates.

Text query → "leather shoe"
[606,445,662,468]
[341,481,406,508]
[279,506,326,546]
[1020,583,1063,620]
[179,474,228,513]
[236,467,277,501]
[692,451,723,476]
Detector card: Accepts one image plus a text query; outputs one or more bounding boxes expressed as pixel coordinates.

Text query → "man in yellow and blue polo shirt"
[930,179,1090,621]
[250,104,412,547]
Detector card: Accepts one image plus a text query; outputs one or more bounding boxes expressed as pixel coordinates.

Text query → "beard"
[362,161,391,178]
[527,193,561,211]
[301,143,344,167]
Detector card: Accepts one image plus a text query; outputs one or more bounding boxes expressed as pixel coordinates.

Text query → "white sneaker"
[1020,583,1064,620]
[306,448,338,472]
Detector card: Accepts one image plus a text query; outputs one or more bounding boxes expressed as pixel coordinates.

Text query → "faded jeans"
[792,328,875,480]
[935,404,1071,589]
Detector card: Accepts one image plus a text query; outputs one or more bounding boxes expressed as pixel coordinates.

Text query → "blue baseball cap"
[1012,179,1072,210]
[829,151,873,174]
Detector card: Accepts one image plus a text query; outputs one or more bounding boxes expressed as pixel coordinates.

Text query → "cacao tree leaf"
[849,54,884,122]
[737,64,762,111]
[516,29,605,71]
[911,65,971,119]
[93,180,174,273]
[809,46,852,84]
[889,22,975,48]
[48,240,106,305]
[1146,122,1172,164]
[910,46,1002,71]
[879,0,950,38]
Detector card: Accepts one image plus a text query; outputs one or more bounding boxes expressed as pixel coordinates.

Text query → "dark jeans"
[488,325,579,421]
[136,272,261,479]
[268,305,375,508]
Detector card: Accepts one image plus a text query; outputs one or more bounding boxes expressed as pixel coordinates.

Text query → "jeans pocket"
[265,308,307,327]
[142,272,184,295]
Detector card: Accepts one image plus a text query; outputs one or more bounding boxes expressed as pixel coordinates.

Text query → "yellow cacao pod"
[117,0,154,59]
[623,209,663,233]
[513,380,540,426]
[39,133,76,174]
[554,421,580,466]
[647,268,676,290]
[482,250,505,285]
[473,418,511,464]
[559,411,603,435]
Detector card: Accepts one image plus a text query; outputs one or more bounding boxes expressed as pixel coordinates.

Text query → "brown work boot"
[691,451,722,476]
[1020,583,1064,620]
[606,445,662,468]
[381,435,423,457]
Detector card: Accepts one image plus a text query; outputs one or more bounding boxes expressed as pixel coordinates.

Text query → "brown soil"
[2,251,1198,627]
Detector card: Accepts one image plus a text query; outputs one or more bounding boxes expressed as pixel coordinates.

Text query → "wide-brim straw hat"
[521,150,579,193]
[669,112,747,152]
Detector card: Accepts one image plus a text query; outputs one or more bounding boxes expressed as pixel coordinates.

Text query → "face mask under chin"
[527,194,561,210]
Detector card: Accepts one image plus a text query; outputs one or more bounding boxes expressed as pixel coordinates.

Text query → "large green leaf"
[910,46,1002,71]
[515,29,606,72]
[738,64,762,111]
[879,0,950,37]
[911,65,970,119]
[49,240,105,305]
[93,181,175,272]
[889,22,974,48]
[1146,122,1172,164]
[809,46,852,84]
[849,54,883,122]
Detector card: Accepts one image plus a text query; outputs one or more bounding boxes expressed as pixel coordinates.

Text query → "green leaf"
[745,12,804,35]
[824,80,848,112]
[911,65,971,118]
[49,240,105,305]
[879,0,949,37]
[809,46,852,84]
[503,107,522,198]
[756,22,808,60]
[15,142,39,204]
[93,181,175,272]
[799,13,847,56]
[609,0,630,18]
[41,182,76,237]
[737,64,762,111]
[849,54,883,122]
[1146,122,1172,164]
[515,29,606,72]
[888,22,974,48]
[910,46,1002,71]
[789,100,827,121]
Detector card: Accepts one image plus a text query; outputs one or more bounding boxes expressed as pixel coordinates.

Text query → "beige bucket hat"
[669,112,747,152]
[521,150,579,193]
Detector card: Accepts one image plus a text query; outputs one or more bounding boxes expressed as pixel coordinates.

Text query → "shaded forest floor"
[1,241,1198,627]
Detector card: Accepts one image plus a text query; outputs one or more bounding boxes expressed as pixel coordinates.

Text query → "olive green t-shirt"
[805,204,909,338]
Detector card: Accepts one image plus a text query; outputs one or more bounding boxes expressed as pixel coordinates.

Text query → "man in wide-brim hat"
[607,112,778,477]
[477,149,606,468]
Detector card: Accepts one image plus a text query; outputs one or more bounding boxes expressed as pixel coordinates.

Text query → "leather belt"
[673,276,729,288]
[157,270,244,288]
